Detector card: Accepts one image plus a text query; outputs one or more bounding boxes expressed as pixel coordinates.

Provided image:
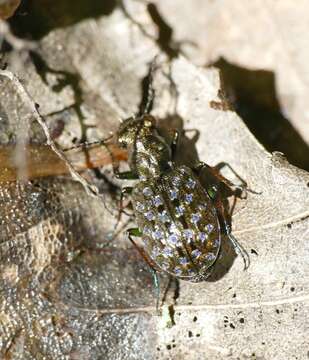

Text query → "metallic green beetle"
[116,114,249,283]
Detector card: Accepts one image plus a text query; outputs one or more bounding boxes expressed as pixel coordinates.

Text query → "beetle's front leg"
[215,162,261,197]
[193,161,248,198]
[127,228,161,313]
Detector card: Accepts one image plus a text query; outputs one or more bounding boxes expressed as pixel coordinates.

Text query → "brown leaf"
[0,0,20,20]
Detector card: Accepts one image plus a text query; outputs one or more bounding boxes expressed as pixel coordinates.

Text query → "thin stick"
[0,69,103,199]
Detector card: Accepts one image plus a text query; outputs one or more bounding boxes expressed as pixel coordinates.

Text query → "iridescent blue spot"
[158,210,170,223]
[206,253,216,261]
[145,211,155,221]
[135,202,144,212]
[143,187,153,197]
[198,232,207,242]
[183,229,193,242]
[175,205,185,218]
[186,178,196,189]
[143,225,152,235]
[161,262,170,270]
[213,238,220,247]
[153,195,163,207]
[151,247,160,258]
[169,223,178,233]
[167,233,179,245]
[205,224,214,233]
[163,247,173,257]
[185,193,193,204]
[191,213,201,224]
[188,269,196,276]
[142,237,150,246]
[169,188,178,200]
[179,257,189,265]
[152,229,164,240]
[191,249,202,258]
[174,267,182,275]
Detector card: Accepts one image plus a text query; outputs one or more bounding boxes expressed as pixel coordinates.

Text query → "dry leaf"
[0,2,308,360]
[151,0,309,143]
[0,0,20,20]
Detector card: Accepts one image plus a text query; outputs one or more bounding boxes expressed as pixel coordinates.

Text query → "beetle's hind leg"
[113,170,139,231]
[114,186,134,230]
[226,231,250,271]
[218,200,250,270]
[127,228,161,313]
[217,207,250,271]
[206,183,250,271]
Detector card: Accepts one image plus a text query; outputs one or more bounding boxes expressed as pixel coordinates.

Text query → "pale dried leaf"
[0,2,308,360]
[152,0,309,145]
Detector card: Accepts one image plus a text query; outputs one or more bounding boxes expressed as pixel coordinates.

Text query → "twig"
[0,69,104,199]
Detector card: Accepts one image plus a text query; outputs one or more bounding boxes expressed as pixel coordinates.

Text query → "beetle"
[115,112,250,286]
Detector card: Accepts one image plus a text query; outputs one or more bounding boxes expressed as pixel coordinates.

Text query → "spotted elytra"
[115,113,250,284]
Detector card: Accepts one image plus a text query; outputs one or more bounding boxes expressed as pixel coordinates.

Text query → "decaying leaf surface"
[151,0,309,145]
[119,0,309,170]
[0,2,309,360]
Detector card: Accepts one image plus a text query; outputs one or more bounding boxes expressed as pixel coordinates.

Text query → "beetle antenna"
[62,134,114,152]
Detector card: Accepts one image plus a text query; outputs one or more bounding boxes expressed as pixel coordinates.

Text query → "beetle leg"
[193,161,251,198]
[214,162,260,197]
[127,228,161,313]
[194,161,235,185]
[195,161,251,270]
[192,161,209,175]
[208,189,250,270]
[115,186,134,230]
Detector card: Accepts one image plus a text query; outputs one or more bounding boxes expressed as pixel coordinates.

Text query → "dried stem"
[0,69,104,198]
